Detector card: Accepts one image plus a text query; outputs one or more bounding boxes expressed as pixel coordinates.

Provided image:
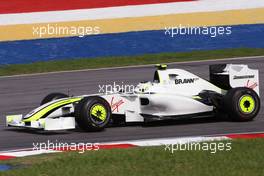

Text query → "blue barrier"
[0,24,263,65]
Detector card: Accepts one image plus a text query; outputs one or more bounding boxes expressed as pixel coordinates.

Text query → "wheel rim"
[238,94,255,114]
[90,104,107,123]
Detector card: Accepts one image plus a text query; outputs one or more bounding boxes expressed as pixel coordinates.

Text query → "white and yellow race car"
[6,64,260,131]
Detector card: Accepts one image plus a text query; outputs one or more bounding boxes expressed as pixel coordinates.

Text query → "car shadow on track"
[4,128,73,135]
[141,116,230,127]
[109,113,232,128]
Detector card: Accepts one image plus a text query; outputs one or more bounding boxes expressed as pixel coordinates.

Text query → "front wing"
[6,114,76,131]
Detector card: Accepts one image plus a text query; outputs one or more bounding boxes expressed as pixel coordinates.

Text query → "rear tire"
[40,92,69,105]
[75,96,111,131]
[223,87,260,121]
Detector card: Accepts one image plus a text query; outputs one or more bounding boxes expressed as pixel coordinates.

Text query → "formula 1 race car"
[6,64,260,131]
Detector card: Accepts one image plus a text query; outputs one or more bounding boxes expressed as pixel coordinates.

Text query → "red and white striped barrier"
[0,132,264,160]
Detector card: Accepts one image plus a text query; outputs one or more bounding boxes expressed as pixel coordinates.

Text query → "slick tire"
[40,92,69,105]
[223,87,260,121]
[75,96,111,131]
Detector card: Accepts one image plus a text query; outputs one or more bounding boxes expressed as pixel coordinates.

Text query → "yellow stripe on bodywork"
[23,97,82,122]
[192,96,202,100]
[0,8,264,41]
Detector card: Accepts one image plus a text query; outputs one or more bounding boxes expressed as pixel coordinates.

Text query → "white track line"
[0,149,60,157]
[103,136,230,147]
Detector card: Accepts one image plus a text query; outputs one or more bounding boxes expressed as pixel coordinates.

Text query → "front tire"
[75,96,111,131]
[223,87,260,121]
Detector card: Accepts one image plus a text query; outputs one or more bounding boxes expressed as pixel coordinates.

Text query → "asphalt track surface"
[0,57,263,151]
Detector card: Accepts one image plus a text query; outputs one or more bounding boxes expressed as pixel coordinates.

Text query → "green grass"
[0,48,264,76]
[1,139,264,176]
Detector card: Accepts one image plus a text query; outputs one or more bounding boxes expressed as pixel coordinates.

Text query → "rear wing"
[210,64,259,95]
